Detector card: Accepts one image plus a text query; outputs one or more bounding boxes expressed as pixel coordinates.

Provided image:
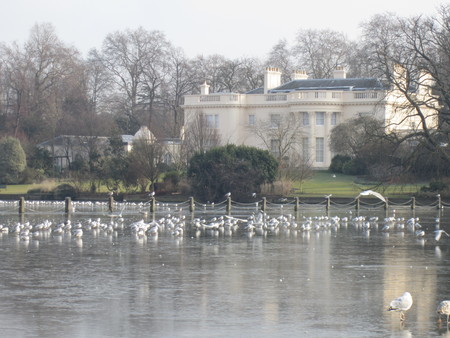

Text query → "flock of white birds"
[388,292,450,325]
[0,204,449,325]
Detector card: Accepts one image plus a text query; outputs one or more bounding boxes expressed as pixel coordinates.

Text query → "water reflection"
[0,207,448,336]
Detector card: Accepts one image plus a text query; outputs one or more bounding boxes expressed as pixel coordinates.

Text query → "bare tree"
[361,7,450,166]
[265,39,295,83]
[161,47,198,137]
[0,42,33,138]
[99,28,170,133]
[183,110,221,160]
[252,112,304,165]
[280,151,314,193]
[217,58,242,92]
[190,54,227,93]
[85,49,114,115]
[293,29,352,79]
[239,57,264,91]
[0,23,84,143]
[140,32,171,127]
[129,138,166,192]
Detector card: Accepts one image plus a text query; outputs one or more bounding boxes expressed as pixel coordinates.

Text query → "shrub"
[329,155,352,173]
[342,158,367,175]
[164,171,181,187]
[188,144,278,202]
[53,184,77,200]
[0,137,27,184]
[420,180,448,193]
[20,167,46,184]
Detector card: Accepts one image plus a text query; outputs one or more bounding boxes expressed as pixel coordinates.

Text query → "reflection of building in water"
[382,234,438,329]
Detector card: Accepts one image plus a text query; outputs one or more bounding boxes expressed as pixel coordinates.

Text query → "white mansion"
[182,67,438,169]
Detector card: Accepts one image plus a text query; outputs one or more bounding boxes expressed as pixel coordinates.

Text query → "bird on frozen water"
[437,300,450,325]
[434,230,450,242]
[388,292,413,321]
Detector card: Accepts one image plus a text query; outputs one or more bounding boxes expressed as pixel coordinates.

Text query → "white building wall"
[182,90,389,169]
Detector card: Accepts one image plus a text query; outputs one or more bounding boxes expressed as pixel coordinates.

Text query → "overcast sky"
[0,0,446,59]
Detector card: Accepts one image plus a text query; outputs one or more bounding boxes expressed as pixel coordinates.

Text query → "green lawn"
[292,171,426,198]
[0,183,41,194]
[0,171,427,199]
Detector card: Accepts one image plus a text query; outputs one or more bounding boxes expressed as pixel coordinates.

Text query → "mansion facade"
[182,67,438,169]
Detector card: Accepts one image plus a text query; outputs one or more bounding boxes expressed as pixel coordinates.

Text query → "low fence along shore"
[1,194,447,218]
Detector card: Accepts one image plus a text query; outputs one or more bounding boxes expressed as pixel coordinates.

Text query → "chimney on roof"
[292,70,308,80]
[333,66,347,79]
[200,81,210,95]
[264,67,281,93]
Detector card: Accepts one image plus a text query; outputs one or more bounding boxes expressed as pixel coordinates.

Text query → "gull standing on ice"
[388,292,413,321]
[437,300,450,325]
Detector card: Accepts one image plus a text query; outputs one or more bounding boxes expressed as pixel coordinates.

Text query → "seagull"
[437,300,450,325]
[149,191,155,197]
[225,192,231,198]
[388,292,413,321]
[357,190,386,203]
[252,192,257,198]
[434,230,450,242]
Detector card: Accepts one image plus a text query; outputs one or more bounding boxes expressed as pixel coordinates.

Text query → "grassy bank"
[0,171,427,199]
[293,171,425,198]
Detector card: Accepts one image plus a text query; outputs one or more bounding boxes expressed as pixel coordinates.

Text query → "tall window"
[316,137,324,162]
[331,112,338,126]
[302,137,309,160]
[206,114,219,128]
[270,139,280,158]
[302,112,309,126]
[316,112,325,125]
[248,114,255,126]
[270,114,281,128]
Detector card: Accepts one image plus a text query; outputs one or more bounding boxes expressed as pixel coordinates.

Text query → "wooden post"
[226,197,232,214]
[150,197,156,213]
[108,195,114,212]
[294,197,299,212]
[261,197,267,212]
[65,197,73,214]
[437,194,442,210]
[355,197,360,211]
[384,197,389,211]
[19,197,25,214]
[189,197,195,213]
[411,197,415,210]
[326,196,331,212]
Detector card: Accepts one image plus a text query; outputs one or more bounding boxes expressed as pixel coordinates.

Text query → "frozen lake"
[0,201,449,337]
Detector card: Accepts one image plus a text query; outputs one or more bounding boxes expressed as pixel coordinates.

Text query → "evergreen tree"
[0,137,27,184]
[188,144,278,202]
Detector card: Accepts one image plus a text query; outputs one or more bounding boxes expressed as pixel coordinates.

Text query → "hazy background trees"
[1,5,449,187]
